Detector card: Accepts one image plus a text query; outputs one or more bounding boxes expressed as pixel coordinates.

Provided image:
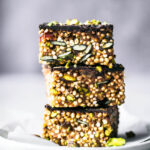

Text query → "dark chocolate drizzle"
[45,104,117,112]
[39,23,113,32]
[43,63,124,73]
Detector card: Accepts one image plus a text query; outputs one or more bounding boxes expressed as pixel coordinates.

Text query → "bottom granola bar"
[43,105,119,147]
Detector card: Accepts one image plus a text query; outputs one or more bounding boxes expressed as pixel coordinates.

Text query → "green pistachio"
[44,137,50,140]
[50,112,57,118]
[105,127,113,136]
[85,92,90,97]
[65,61,70,69]
[78,87,88,93]
[89,113,94,118]
[66,19,71,25]
[84,20,91,25]
[66,95,75,101]
[67,127,71,132]
[106,138,126,147]
[50,89,58,95]
[66,19,79,25]
[63,74,76,81]
[82,88,88,93]
[96,66,102,72]
[46,42,50,47]
[112,58,116,64]
[47,21,58,26]
[90,19,101,25]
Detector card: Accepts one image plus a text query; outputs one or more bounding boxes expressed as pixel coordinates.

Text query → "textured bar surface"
[39,23,115,67]
[42,64,125,107]
[43,105,119,147]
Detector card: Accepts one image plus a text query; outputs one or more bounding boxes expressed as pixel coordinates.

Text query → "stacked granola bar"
[39,19,125,147]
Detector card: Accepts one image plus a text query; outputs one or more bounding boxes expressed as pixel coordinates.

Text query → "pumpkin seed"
[80,53,92,62]
[58,51,71,58]
[63,74,76,81]
[40,56,55,62]
[84,44,92,54]
[102,42,113,49]
[105,100,112,105]
[66,95,75,101]
[51,112,57,117]
[73,45,86,51]
[51,41,66,46]
[97,80,109,85]
[106,138,126,147]
[77,120,88,125]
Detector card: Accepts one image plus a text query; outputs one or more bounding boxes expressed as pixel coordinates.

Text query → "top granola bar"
[39,19,115,68]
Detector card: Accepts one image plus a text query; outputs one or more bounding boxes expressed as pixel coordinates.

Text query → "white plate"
[0,107,150,150]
